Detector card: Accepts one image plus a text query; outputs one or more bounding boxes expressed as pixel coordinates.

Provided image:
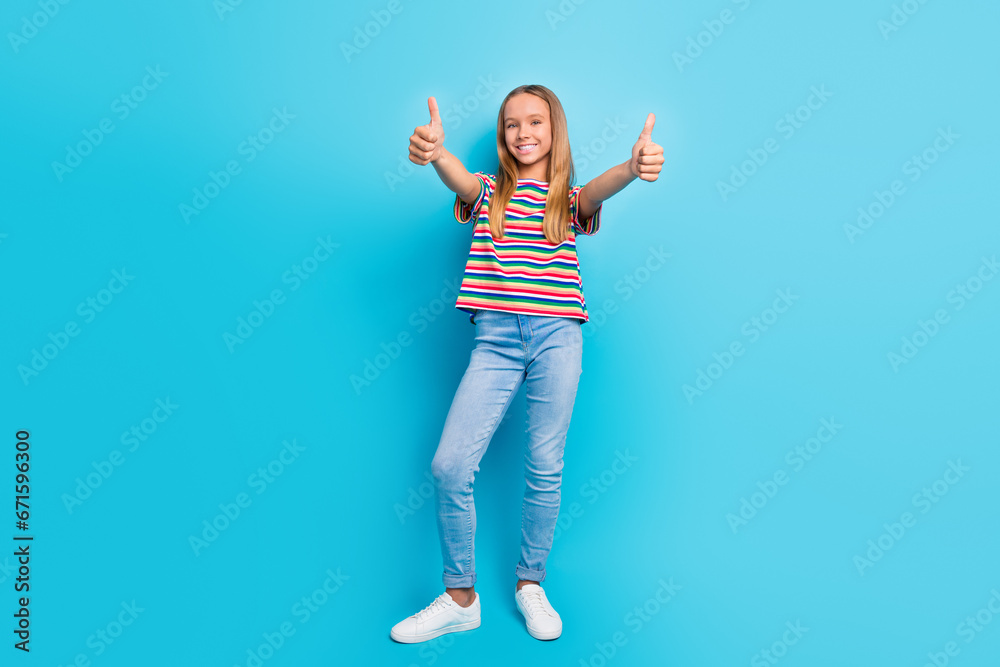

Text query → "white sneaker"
[515,584,562,640]
[390,591,481,643]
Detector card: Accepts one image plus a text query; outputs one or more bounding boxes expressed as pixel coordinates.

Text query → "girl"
[390,84,663,644]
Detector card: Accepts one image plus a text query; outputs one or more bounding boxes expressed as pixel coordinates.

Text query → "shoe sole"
[389,618,480,644]
[525,624,561,640]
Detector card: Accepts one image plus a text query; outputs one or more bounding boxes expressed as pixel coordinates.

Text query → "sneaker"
[390,591,481,643]
[515,584,562,640]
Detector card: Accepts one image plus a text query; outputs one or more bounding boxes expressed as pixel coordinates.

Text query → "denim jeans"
[431,308,583,588]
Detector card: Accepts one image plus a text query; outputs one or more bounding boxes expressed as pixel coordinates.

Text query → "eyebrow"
[504,113,546,122]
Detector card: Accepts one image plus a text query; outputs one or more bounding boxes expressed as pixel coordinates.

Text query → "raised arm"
[577,113,664,221]
[409,96,481,205]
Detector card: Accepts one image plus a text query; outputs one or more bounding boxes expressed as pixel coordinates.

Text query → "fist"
[409,96,445,165]
[630,113,664,182]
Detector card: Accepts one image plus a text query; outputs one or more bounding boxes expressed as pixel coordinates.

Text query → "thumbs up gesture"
[409,97,446,165]
[629,113,664,182]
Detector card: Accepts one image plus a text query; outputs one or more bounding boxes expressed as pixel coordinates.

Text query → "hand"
[409,96,445,165]
[629,113,664,182]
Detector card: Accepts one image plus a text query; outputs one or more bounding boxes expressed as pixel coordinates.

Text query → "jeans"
[431,308,583,588]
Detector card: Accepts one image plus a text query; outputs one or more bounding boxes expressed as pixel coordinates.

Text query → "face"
[503,93,552,178]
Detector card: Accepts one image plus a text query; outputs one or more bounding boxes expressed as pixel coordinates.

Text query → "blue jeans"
[431,308,583,588]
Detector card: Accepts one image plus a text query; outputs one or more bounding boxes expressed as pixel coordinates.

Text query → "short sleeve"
[569,184,602,236]
[454,172,495,225]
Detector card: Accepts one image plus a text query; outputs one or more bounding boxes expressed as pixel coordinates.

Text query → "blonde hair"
[488,85,575,246]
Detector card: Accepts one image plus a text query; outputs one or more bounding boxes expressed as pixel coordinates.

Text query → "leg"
[431,310,526,589]
[515,316,583,585]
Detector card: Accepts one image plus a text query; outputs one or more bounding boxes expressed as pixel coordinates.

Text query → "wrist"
[624,158,638,180]
[431,145,448,164]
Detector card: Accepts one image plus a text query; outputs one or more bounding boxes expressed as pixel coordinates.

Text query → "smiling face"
[503,93,552,181]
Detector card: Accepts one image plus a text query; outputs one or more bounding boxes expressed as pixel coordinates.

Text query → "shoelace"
[414,594,452,622]
[520,589,553,618]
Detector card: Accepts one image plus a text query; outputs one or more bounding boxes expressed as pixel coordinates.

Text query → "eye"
[532,120,541,125]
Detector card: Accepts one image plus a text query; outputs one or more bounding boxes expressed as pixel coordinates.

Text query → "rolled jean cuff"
[443,572,477,588]
[515,565,546,583]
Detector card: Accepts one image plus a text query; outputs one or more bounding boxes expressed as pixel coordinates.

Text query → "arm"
[578,113,664,222]
[578,160,635,222]
[431,147,481,206]
[409,96,481,205]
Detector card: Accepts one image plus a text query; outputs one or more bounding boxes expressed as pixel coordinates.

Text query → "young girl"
[390,84,663,644]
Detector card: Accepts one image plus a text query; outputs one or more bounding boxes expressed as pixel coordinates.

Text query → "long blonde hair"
[488,85,575,246]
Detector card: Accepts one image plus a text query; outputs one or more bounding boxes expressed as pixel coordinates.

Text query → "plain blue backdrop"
[2,0,998,665]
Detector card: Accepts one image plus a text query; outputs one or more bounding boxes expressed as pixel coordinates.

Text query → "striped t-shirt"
[453,171,602,324]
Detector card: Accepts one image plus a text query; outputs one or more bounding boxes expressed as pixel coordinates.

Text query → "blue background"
[2,0,998,665]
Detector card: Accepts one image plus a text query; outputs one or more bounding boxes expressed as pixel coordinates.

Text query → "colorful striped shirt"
[453,171,602,324]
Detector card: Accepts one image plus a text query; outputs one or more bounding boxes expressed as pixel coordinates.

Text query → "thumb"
[638,112,655,142]
[428,96,442,128]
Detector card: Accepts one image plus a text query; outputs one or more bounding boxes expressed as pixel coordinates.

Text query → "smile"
[516,143,537,154]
